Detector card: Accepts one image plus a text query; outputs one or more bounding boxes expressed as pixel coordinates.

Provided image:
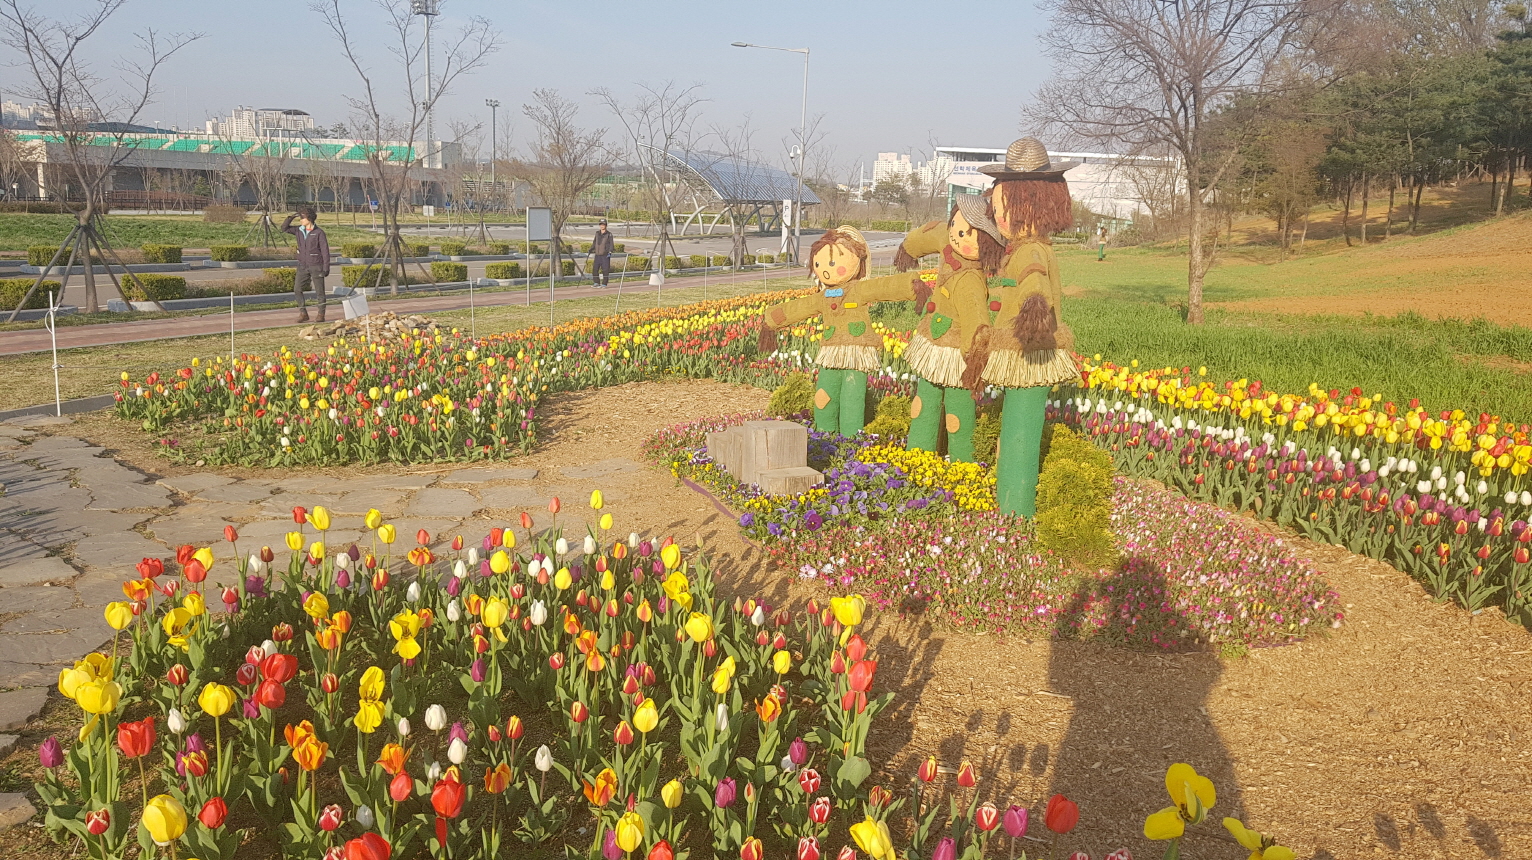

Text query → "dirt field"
[14,380,1529,859]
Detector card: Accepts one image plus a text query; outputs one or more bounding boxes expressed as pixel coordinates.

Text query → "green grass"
[0,214,383,252]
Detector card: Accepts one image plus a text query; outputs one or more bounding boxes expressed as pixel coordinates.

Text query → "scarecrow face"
[948,210,982,260]
[991,183,1016,239]
[812,242,860,286]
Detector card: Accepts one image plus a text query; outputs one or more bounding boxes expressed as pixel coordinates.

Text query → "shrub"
[342,265,393,288]
[431,261,468,282]
[341,242,376,259]
[865,395,913,439]
[140,244,183,264]
[484,262,523,280]
[265,268,297,291]
[664,256,683,270]
[28,245,60,267]
[709,255,730,267]
[440,241,468,257]
[624,256,650,272]
[526,242,544,255]
[202,204,247,223]
[0,277,59,310]
[614,243,625,253]
[124,274,188,302]
[210,245,250,262]
[869,219,910,232]
[757,253,775,264]
[742,254,756,265]
[578,242,592,253]
[972,401,1003,463]
[405,242,430,258]
[688,254,707,269]
[768,372,816,417]
[561,260,576,276]
[487,241,511,255]
[1034,424,1117,569]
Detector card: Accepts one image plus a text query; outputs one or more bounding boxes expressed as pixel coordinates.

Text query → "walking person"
[1096,223,1109,261]
[590,219,614,287]
[282,205,331,322]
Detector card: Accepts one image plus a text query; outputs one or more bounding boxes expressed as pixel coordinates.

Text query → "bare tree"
[508,89,610,278]
[445,117,488,242]
[213,130,294,247]
[0,127,33,199]
[1029,0,1322,323]
[0,0,200,317]
[312,0,499,294]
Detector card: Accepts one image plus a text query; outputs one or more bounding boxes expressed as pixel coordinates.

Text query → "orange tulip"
[293,737,329,771]
[755,694,782,723]
[376,742,409,776]
[483,762,512,794]
[582,767,617,805]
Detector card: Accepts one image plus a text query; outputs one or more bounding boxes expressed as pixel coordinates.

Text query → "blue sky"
[13,0,1052,176]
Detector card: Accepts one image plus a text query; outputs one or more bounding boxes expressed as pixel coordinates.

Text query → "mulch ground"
[12,379,1532,859]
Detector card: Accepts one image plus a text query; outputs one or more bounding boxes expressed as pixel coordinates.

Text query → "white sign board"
[422,205,435,217]
[526,207,553,242]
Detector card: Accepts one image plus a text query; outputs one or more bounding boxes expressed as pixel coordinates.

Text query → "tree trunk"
[1385,179,1395,240]
[1410,175,1423,232]
[78,209,98,313]
[1299,207,1310,249]
[1340,178,1353,247]
[1490,160,1501,214]
[1360,173,1369,244]
[1186,166,1206,325]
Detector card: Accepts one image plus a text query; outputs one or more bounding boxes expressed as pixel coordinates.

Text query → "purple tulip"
[335,569,351,589]
[714,777,736,809]
[245,575,267,598]
[788,737,808,766]
[449,721,469,744]
[447,577,463,597]
[931,837,956,860]
[602,829,621,860]
[348,544,361,561]
[185,733,206,753]
[482,535,494,553]
[242,697,261,719]
[38,736,62,768]
[470,659,486,682]
[657,596,670,614]
[1003,805,1028,838]
[638,541,653,558]
[479,560,492,579]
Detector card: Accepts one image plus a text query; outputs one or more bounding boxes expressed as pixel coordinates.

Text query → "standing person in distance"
[282,205,332,323]
[1096,223,1109,261]
[590,218,615,288]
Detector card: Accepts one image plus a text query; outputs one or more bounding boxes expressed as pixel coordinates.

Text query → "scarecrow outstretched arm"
[850,273,920,305]
[763,295,822,330]
[894,221,945,269]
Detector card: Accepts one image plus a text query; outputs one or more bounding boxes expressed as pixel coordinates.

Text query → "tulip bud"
[356,804,375,829]
[424,704,447,732]
[798,836,821,860]
[799,768,821,794]
[930,837,956,860]
[236,664,259,686]
[38,737,63,769]
[808,795,831,824]
[549,653,566,670]
[168,708,187,734]
[789,737,808,766]
[956,760,976,787]
[167,664,189,687]
[837,847,856,860]
[715,702,729,732]
[535,744,553,772]
[319,803,344,832]
[918,756,938,783]
[397,717,411,738]
[571,701,590,723]
[389,772,413,802]
[555,537,569,556]
[85,808,111,836]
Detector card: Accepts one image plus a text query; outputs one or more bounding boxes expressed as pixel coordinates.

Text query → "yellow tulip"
[355,699,385,734]
[309,540,325,560]
[711,667,732,695]
[633,699,659,734]
[660,543,681,570]
[358,666,386,702]
[141,794,187,845]
[393,636,421,660]
[378,524,397,544]
[198,682,235,718]
[850,816,895,860]
[662,572,690,601]
[1223,818,1295,860]
[104,601,133,631]
[311,506,331,531]
[615,811,644,852]
[285,531,303,551]
[660,777,684,809]
[684,612,714,643]
[1144,806,1186,840]
[553,567,572,590]
[303,591,330,621]
[75,677,120,715]
[390,610,423,641]
[181,592,206,617]
[599,570,615,591]
[192,546,214,570]
[599,513,613,531]
[1166,762,1215,823]
[830,594,865,627]
[365,509,383,530]
[483,598,509,629]
[772,650,792,675]
[589,489,604,510]
[489,550,510,574]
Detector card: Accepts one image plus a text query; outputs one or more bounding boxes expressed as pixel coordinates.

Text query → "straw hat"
[978,137,1077,179]
[953,194,1002,244]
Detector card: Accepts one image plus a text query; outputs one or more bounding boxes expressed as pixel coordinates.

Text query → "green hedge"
[757,253,775,264]
[710,255,730,267]
[440,241,468,257]
[614,243,625,253]
[742,254,757,266]
[664,256,682,270]
[487,241,511,255]
[1035,424,1117,569]
[405,242,430,258]
[28,245,60,267]
[525,242,544,255]
[484,262,523,280]
[124,274,188,302]
[624,256,650,272]
[210,245,249,262]
[266,268,297,291]
[343,265,393,288]
[141,244,183,264]
[341,242,377,259]
[431,261,468,282]
[561,260,575,276]
[578,242,592,253]
[869,219,909,232]
[0,277,59,310]
[688,254,707,269]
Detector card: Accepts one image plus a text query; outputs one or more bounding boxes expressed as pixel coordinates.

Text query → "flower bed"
[27,502,1291,860]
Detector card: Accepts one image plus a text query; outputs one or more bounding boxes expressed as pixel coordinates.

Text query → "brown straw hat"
[978,137,1078,179]
[953,194,1003,244]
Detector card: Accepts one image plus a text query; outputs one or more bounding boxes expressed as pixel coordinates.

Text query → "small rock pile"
[298,311,441,341]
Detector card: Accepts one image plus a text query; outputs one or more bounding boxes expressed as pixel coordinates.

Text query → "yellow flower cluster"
[860,444,997,511]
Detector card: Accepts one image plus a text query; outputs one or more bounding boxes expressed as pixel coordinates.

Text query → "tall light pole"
[412,0,439,168]
[731,41,808,266]
[485,98,500,211]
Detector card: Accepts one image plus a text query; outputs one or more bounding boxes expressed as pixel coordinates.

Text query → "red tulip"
[570,701,589,723]
[272,622,295,642]
[260,546,276,563]
[319,803,344,831]
[956,760,976,788]
[917,756,938,783]
[224,525,239,543]
[740,837,763,860]
[176,545,196,566]
[261,653,299,682]
[829,651,845,674]
[236,663,259,686]
[847,660,876,693]
[183,750,209,777]
[549,653,566,670]
[117,717,155,759]
[837,847,856,860]
[432,770,466,848]
[416,529,431,546]
[389,771,413,802]
[85,808,110,836]
[166,664,189,687]
[184,559,207,583]
[1044,794,1079,834]
[321,672,340,694]
[844,634,867,663]
[648,842,674,860]
[255,679,286,709]
[136,557,164,579]
[614,721,635,745]
[808,796,831,824]
[451,534,464,551]
[292,506,308,524]
[975,802,1000,831]
[506,715,524,740]
[798,836,820,860]
[1517,547,1531,565]
[199,797,227,829]
[344,833,392,860]
[519,512,534,530]
[798,768,821,794]
[548,497,561,514]
[490,528,504,547]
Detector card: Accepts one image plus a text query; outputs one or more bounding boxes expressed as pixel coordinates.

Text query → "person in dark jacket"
[590,219,614,287]
[282,205,332,322]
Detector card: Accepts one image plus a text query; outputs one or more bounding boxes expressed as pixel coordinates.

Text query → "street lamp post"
[485,98,500,213]
[731,41,809,266]
[412,0,439,168]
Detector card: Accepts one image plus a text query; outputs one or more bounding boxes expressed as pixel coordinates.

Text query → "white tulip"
[262,639,277,657]
[541,556,554,575]
[526,559,540,578]
[448,737,467,764]
[1417,480,1431,494]
[1431,465,1443,480]
[407,581,421,603]
[168,708,186,734]
[1455,471,1466,486]
[583,535,597,555]
[628,532,640,548]
[467,547,480,566]
[555,537,569,556]
[248,554,266,575]
[453,560,467,579]
[780,755,795,772]
[427,761,443,781]
[424,704,447,732]
[1506,491,1519,505]
[356,805,375,829]
[750,606,765,627]
[1477,480,1489,495]
[1522,490,1532,506]
[535,744,553,772]
[446,600,461,622]
[530,599,548,626]
[335,552,351,571]
[715,702,729,732]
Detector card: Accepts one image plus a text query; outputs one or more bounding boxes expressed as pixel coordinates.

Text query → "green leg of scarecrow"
[838,370,868,437]
[908,377,943,452]
[944,388,977,463]
[814,368,845,433]
[996,386,1050,517]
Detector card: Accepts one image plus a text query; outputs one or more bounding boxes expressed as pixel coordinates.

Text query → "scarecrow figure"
[760,226,911,436]
[888,195,1005,462]
[894,138,1080,515]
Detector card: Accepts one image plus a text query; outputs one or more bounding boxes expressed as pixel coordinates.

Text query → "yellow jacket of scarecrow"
[886,221,992,388]
[763,277,913,373]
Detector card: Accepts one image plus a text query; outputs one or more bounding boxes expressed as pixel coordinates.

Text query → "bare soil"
[11,380,1532,859]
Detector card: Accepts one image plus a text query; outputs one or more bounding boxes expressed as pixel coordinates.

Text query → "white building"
[935,145,1178,222]
[1,101,52,129]
[872,152,913,186]
[206,107,316,140]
